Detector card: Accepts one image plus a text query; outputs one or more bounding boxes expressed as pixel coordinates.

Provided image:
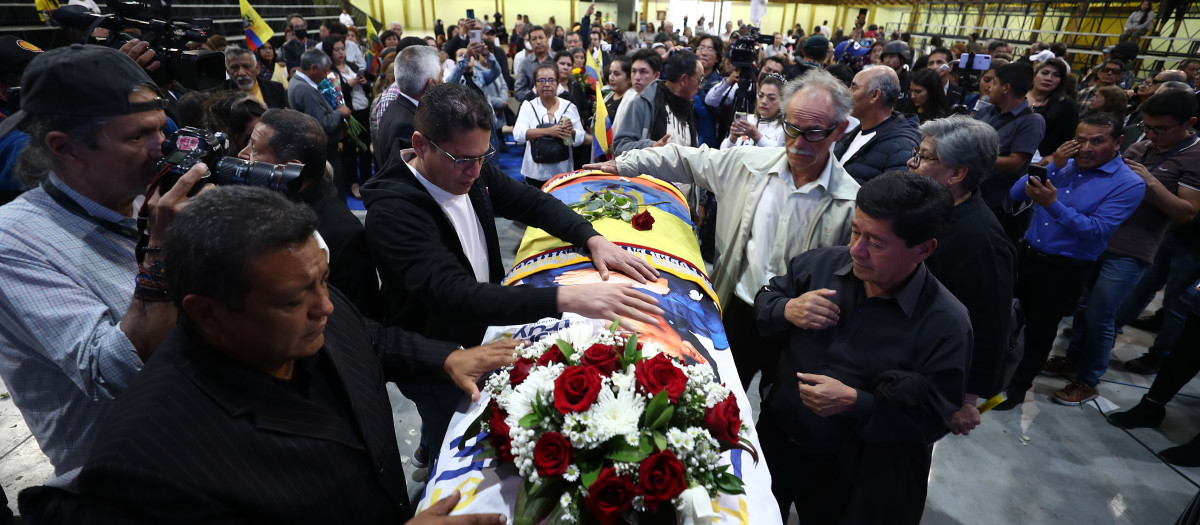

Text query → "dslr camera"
[52,0,226,90]
[158,127,305,198]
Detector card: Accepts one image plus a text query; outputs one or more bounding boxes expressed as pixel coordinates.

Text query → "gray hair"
[299,48,331,70]
[166,186,318,324]
[918,115,1000,193]
[224,46,255,65]
[15,114,108,186]
[782,68,854,124]
[862,65,901,108]
[394,45,441,97]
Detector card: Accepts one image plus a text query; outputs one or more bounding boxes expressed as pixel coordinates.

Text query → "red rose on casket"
[631,210,655,231]
[553,365,602,414]
[537,346,565,366]
[585,467,635,525]
[635,353,687,403]
[703,395,742,446]
[486,403,515,462]
[638,449,687,510]
[582,343,621,375]
[509,357,535,385]
[532,431,573,477]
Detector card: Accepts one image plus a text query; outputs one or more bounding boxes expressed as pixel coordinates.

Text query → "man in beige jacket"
[585,68,860,396]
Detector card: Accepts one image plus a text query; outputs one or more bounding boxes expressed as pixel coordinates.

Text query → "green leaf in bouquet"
[714,468,747,496]
[604,438,649,463]
[555,339,576,361]
[608,319,620,337]
[650,404,674,431]
[578,454,603,488]
[474,439,501,461]
[459,413,485,451]
[519,413,541,428]
[641,391,668,427]
[514,477,563,525]
[652,430,667,452]
[544,500,576,525]
[639,432,655,455]
[623,332,639,361]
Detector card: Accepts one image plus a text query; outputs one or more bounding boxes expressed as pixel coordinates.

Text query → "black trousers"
[1005,243,1094,398]
[723,296,780,393]
[757,410,931,525]
[1149,313,1200,402]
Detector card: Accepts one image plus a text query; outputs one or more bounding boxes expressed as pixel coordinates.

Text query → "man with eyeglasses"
[996,112,1145,410]
[223,47,288,109]
[586,69,860,396]
[362,83,662,461]
[1106,92,1200,379]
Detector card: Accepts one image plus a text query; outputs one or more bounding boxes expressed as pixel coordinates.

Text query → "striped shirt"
[0,174,143,489]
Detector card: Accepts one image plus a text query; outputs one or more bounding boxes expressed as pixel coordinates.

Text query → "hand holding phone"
[1028,164,1048,184]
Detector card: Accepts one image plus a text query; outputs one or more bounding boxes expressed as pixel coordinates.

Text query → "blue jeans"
[1067,253,1150,386]
[1113,232,1200,357]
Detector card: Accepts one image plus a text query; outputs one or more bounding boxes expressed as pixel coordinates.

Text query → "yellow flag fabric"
[239,0,274,50]
[585,50,610,160]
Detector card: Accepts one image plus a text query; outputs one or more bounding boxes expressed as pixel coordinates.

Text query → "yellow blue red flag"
[585,50,611,161]
[240,0,273,50]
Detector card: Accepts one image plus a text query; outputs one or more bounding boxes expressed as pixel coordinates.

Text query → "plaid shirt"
[371,82,402,144]
[0,174,143,489]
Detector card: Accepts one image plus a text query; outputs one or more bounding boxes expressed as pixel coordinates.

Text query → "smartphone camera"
[1028,164,1048,184]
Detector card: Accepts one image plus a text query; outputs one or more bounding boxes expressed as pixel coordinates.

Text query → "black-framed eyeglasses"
[783,121,840,142]
[1137,121,1183,136]
[1100,67,1122,75]
[910,147,939,168]
[427,139,494,169]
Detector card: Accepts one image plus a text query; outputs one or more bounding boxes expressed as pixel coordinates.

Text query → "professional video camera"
[157,127,305,198]
[52,0,225,91]
[728,24,773,70]
[607,27,627,56]
[952,52,992,115]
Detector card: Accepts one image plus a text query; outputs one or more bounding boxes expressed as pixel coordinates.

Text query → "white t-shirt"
[406,159,490,283]
[838,128,876,165]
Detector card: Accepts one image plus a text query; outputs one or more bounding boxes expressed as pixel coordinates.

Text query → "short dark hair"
[201,91,266,151]
[929,47,953,63]
[1079,112,1124,141]
[258,109,327,184]
[995,62,1035,97]
[1050,42,1067,57]
[631,48,663,73]
[413,82,494,144]
[1103,58,1125,72]
[379,29,398,43]
[857,171,954,247]
[396,36,427,52]
[1140,91,1199,124]
[986,39,1008,53]
[166,186,318,321]
[662,50,699,82]
[326,21,348,37]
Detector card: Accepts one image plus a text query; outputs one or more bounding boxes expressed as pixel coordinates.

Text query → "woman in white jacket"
[514,64,586,187]
[720,74,785,149]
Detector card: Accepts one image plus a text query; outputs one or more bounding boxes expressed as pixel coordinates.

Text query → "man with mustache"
[222,47,288,109]
[997,112,1145,410]
[585,68,860,397]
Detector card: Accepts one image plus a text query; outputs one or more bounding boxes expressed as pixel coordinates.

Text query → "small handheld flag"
[239,0,274,51]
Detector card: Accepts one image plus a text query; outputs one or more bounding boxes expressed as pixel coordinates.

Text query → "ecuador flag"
[585,49,611,161]
[240,0,273,50]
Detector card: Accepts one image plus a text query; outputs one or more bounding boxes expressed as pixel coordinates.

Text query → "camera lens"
[210,157,305,198]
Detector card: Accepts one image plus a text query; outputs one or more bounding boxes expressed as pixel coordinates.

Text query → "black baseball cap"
[0,35,42,77]
[0,44,165,137]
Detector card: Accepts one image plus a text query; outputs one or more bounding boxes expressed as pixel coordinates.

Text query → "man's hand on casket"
[558,283,663,328]
[582,160,619,175]
[796,373,857,417]
[444,339,521,402]
[587,235,659,283]
[406,489,506,525]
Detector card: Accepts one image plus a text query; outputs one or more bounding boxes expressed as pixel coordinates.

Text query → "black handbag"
[529,100,572,164]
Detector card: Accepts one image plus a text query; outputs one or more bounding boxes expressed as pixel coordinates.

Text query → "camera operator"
[0,44,206,490]
[238,108,382,320]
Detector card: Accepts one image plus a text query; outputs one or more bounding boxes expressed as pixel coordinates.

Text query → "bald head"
[851,65,902,124]
[1156,69,1189,85]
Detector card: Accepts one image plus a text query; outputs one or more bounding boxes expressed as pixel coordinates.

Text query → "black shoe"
[1124,353,1165,375]
[1106,397,1166,429]
[993,393,1024,411]
[1129,310,1165,332]
[1160,434,1200,467]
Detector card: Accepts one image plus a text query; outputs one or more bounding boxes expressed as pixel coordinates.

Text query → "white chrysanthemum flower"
[640,340,663,359]
[561,322,596,350]
[586,378,646,441]
[609,369,636,392]
[563,464,580,482]
[666,427,695,454]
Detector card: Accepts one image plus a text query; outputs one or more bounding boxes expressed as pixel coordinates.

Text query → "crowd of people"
[1,5,1200,524]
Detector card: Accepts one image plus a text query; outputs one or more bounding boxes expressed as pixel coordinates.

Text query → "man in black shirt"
[755,172,970,525]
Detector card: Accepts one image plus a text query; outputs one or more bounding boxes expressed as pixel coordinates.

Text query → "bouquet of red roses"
[469,322,757,524]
